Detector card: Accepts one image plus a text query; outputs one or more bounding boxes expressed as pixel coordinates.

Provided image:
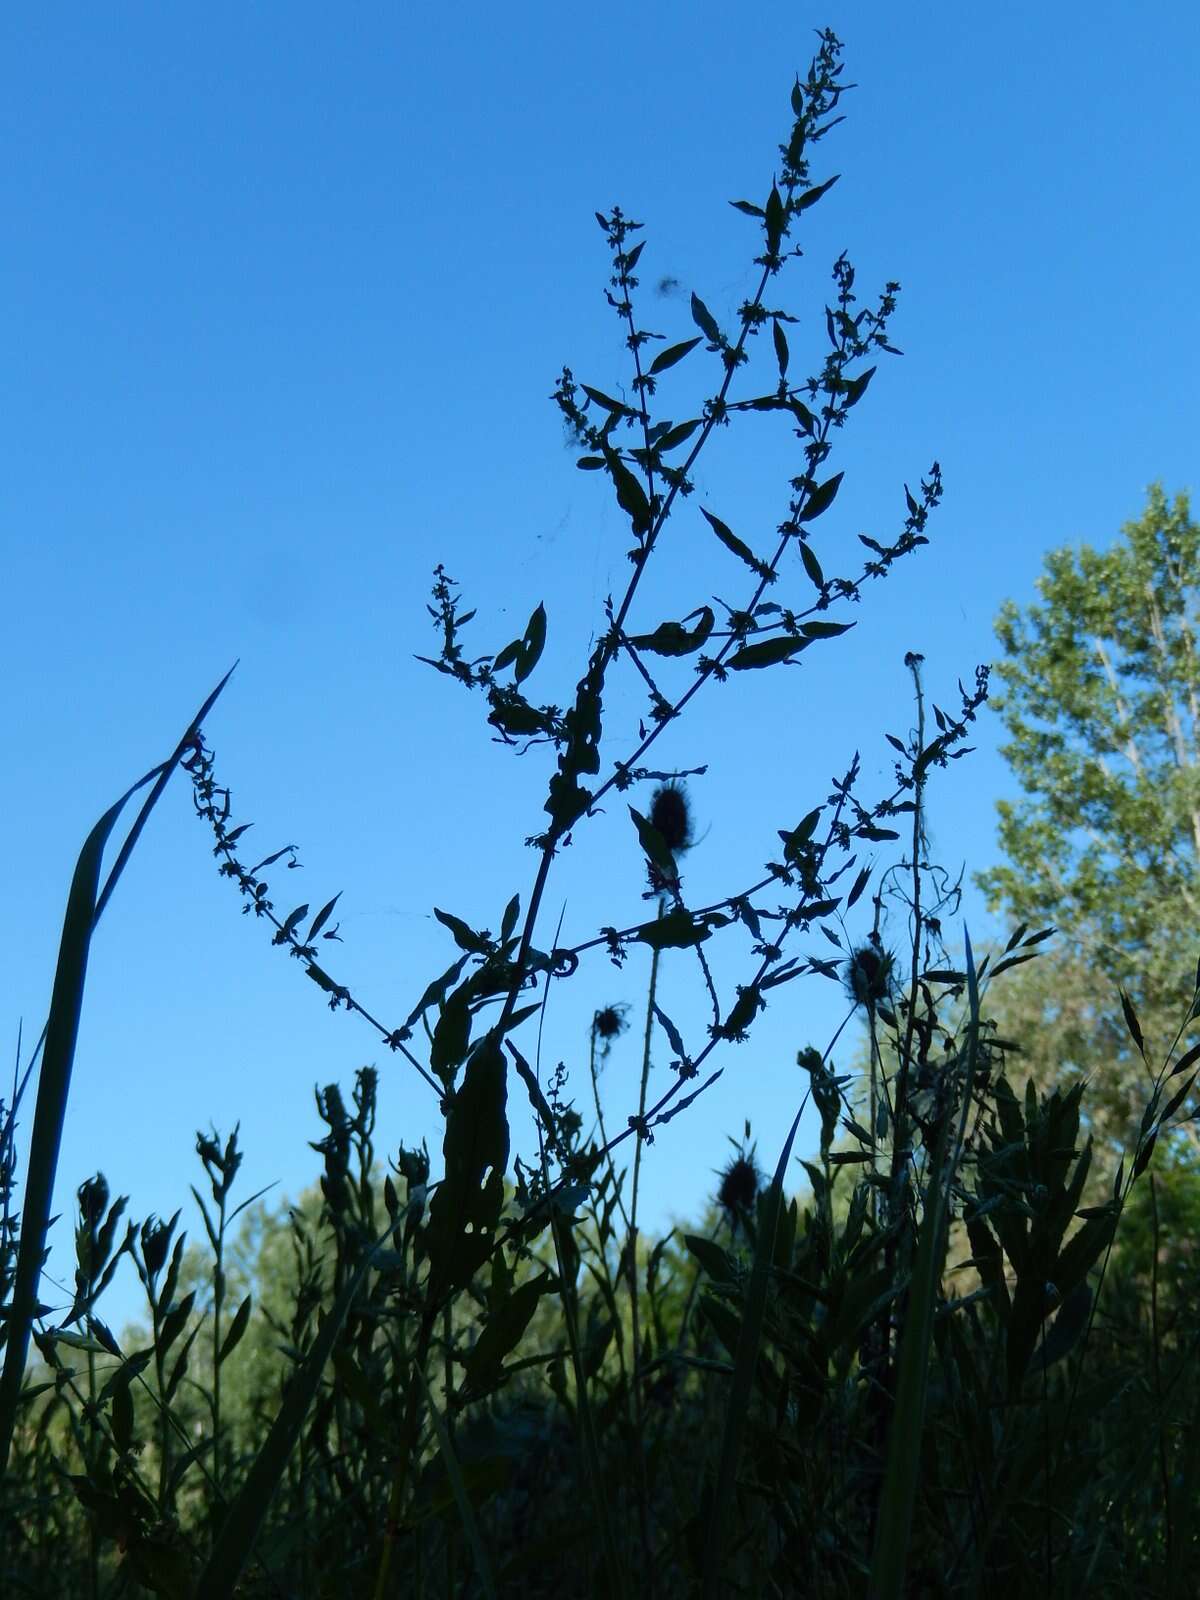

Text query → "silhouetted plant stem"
[549,1208,628,1600]
[1151,1174,1173,1568]
[589,1025,633,1239]
[627,900,664,1588]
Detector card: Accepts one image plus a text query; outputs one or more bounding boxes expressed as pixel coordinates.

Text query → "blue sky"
[4,2,1197,1336]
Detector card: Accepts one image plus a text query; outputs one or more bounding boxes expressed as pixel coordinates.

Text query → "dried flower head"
[649,780,694,856]
[593,1003,628,1042]
[844,941,895,1009]
[592,1003,629,1066]
[717,1154,761,1214]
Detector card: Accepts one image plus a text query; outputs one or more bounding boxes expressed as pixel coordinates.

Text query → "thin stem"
[1151,1174,1173,1572]
[627,902,663,1588]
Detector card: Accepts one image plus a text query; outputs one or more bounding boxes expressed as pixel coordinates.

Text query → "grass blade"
[0,669,235,1481]
[0,773,155,1476]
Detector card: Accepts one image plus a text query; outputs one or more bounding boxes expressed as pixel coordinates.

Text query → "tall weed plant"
[4,31,1197,1599]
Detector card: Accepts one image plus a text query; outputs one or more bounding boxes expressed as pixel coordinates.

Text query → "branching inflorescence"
[185,27,987,1240]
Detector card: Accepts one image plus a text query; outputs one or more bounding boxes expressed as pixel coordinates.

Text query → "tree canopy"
[978,484,1200,1166]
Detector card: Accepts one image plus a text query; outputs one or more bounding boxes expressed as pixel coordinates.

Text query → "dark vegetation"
[4,31,1199,1598]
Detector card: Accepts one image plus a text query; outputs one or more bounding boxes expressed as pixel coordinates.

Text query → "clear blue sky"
[4,3,1197,1336]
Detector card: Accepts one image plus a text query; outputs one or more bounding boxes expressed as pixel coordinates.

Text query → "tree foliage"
[978,484,1200,1166]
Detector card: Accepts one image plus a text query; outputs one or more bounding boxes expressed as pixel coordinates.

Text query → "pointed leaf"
[700,506,767,576]
[765,187,786,256]
[656,418,702,453]
[1170,1039,1200,1078]
[515,602,547,684]
[772,318,789,377]
[843,366,876,407]
[654,1003,687,1061]
[218,1296,253,1366]
[1159,1071,1197,1129]
[799,619,854,640]
[463,1272,554,1388]
[581,384,635,417]
[434,908,491,955]
[604,448,653,535]
[629,807,676,874]
[0,667,237,1479]
[690,293,722,345]
[1032,1283,1093,1371]
[729,635,807,671]
[797,472,843,522]
[683,1234,737,1284]
[795,174,839,212]
[799,540,824,588]
[649,338,702,375]
[846,866,871,909]
[1119,989,1145,1054]
[276,903,309,943]
[306,893,342,944]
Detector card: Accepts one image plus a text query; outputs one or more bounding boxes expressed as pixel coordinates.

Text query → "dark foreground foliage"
[6,1035,1200,1600]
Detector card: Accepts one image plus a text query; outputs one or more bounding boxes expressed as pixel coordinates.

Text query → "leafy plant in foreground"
[173,32,968,1590]
[12,28,1198,1600]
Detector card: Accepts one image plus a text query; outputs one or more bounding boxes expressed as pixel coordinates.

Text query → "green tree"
[978,484,1200,1172]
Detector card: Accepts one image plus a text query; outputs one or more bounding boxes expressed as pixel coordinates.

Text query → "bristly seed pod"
[844,940,895,1009]
[592,1003,629,1067]
[648,780,694,856]
[717,1154,761,1214]
[593,1004,627,1042]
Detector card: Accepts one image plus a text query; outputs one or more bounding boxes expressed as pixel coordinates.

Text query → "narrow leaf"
[797,472,843,522]
[604,449,653,535]
[629,807,676,874]
[765,187,786,256]
[656,418,702,453]
[306,893,342,944]
[1119,989,1145,1055]
[515,602,547,685]
[581,384,634,416]
[729,635,807,671]
[218,1296,253,1366]
[772,318,789,378]
[794,174,839,211]
[846,866,871,909]
[434,907,491,954]
[0,672,235,1480]
[843,365,876,407]
[649,338,702,375]
[799,540,824,588]
[690,292,722,345]
[700,506,766,576]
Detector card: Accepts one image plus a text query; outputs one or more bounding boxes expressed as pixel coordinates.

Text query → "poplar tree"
[978,483,1200,1166]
